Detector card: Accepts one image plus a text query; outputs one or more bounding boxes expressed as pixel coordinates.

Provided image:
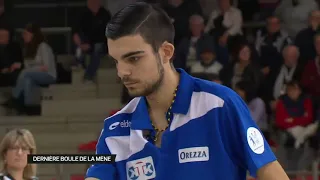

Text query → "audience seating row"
[0,54,121,179]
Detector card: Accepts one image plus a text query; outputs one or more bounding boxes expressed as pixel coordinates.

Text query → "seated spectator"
[275,81,313,131]
[163,0,203,45]
[204,0,243,62]
[2,23,56,114]
[275,81,314,174]
[235,80,269,137]
[219,43,262,91]
[301,33,320,105]
[272,45,302,100]
[190,38,222,75]
[0,23,23,87]
[255,15,292,76]
[174,14,215,70]
[72,0,111,84]
[274,0,317,38]
[260,45,301,114]
[295,10,320,67]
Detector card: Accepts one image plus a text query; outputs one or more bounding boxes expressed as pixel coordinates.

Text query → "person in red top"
[276,81,313,130]
[275,81,314,175]
[301,33,320,101]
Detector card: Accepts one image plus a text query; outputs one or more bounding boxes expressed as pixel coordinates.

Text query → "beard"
[124,55,164,97]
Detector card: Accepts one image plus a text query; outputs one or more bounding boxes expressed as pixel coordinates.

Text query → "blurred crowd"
[0,0,320,177]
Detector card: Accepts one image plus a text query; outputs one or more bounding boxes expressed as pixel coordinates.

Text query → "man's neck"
[7,169,24,180]
[146,68,180,113]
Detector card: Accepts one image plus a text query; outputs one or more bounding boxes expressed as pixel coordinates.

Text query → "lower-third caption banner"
[28,154,116,164]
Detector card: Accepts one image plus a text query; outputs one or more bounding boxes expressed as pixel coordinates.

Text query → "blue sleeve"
[221,93,277,177]
[86,129,116,180]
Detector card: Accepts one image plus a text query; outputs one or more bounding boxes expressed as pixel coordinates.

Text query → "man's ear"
[160,41,175,64]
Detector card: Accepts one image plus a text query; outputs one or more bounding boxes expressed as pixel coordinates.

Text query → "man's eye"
[128,57,140,62]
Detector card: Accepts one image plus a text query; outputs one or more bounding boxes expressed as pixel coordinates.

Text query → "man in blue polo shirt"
[85,2,289,180]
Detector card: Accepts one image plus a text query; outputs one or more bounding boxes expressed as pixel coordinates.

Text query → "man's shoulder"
[103,98,141,136]
[192,78,240,110]
[193,78,237,101]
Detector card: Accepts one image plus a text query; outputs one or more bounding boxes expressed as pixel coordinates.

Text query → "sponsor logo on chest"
[108,120,131,130]
[178,146,209,163]
[126,156,156,180]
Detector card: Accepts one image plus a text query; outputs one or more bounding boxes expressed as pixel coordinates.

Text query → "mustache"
[122,76,138,84]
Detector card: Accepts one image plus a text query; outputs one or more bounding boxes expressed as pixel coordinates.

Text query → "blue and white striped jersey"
[86,69,276,180]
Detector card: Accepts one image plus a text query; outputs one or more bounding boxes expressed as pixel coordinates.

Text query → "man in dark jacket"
[72,0,112,83]
[295,10,320,67]
[0,23,23,87]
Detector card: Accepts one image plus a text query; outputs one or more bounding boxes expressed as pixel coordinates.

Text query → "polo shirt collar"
[131,68,194,130]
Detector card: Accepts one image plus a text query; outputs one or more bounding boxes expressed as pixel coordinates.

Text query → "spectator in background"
[190,38,223,75]
[272,45,302,100]
[72,0,111,84]
[295,10,320,67]
[219,43,262,91]
[2,23,56,114]
[198,0,238,19]
[275,0,318,38]
[205,0,243,38]
[301,33,320,106]
[256,0,280,20]
[256,15,292,77]
[235,80,269,138]
[174,14,215,70]
[163,0,203,46]
[204,0,243,63]
[0,129,37,180]
[0,23,23,87]
[275,81,313,174]
[275,81,313,135]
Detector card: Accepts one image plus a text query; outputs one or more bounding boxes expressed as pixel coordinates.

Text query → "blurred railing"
[15,27,72,54]
[13,21,266,55]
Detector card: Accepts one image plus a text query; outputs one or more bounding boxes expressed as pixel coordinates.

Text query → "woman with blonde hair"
[0,129,37,180]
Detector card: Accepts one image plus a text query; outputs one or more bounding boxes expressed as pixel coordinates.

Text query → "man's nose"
[116,62,131,79]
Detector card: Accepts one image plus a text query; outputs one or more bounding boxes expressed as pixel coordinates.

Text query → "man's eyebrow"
[121,51,145,59]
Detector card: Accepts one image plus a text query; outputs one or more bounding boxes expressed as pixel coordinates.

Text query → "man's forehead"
[107,35,150,58]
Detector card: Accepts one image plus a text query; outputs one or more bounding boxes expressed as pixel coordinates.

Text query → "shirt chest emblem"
[178,146,209,163]
[126,156,156,180]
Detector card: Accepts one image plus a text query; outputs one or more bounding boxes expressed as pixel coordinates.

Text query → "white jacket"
[204,6,243,36]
